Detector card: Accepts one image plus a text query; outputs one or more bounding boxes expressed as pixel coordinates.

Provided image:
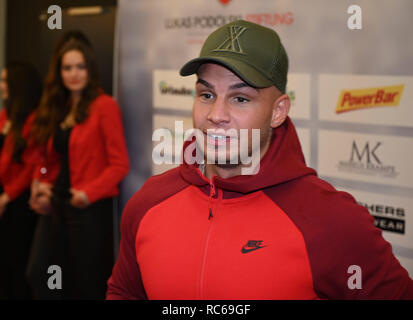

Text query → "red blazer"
[34,94,130,204]
[0,109,37,201]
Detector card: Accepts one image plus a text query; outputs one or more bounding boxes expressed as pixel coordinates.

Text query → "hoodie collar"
[179,117,316,194]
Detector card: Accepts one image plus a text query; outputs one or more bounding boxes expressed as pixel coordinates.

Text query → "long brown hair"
[4,62,42,162]
[32,39,100,144]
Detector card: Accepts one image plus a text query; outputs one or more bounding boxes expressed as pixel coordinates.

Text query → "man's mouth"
[205,132,235,147]
[208,133,228,141]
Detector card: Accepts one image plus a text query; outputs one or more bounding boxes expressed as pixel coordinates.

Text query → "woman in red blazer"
[0,62,42,299]
[29,38,129,299]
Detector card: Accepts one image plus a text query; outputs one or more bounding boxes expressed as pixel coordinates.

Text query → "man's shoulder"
[122,167,189,224]
[267,174,356,204]
[265,174,374,232]
[299,175,368,218]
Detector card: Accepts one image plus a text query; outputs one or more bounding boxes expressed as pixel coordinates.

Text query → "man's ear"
[270,94,290,128]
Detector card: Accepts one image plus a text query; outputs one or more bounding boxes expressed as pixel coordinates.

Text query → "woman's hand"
[0,193,10,218]
[70,189,90,209]
[29,180,53,215]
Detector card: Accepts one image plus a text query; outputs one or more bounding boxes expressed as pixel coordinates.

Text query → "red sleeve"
[318,193,413,299]
[106,168,188,300]
[106,191,148,300]
[319,192,413,299]
[265,176,413,299]
[3,163,35,201]
[0,109,7,128]
[81,97,130,203]
[2,113,37,200]
[31,137,61,184]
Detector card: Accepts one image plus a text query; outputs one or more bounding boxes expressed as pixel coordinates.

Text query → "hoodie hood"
[179,117,316,194]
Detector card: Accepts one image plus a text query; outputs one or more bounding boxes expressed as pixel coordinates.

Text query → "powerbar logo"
[336,84,404,113]
[159,81,195,97]
[358,201,405,234]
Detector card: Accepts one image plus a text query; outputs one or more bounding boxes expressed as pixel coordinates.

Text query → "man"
[107,20,413,299]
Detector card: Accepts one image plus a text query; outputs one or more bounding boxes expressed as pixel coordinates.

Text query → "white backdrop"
[116,0,413,277]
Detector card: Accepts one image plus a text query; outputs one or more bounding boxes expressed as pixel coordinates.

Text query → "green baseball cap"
[180,19,288,93]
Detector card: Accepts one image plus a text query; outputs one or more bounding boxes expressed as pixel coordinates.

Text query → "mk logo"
[350,141,382,164]
[213,26,248,55]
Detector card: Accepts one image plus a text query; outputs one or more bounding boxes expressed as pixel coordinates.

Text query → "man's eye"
[200,93,213,100]
[234,97,249,103]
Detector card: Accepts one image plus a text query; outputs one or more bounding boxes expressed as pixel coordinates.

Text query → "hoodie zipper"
[208,178,216,220]
[196,167,217,220]
[199,175,222,299]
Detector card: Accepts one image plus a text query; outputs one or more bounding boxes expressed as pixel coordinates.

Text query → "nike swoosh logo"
[241,246,266,254]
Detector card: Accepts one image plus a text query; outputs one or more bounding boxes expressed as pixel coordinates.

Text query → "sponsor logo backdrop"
[117,0,413,274]
[319,74,412,126]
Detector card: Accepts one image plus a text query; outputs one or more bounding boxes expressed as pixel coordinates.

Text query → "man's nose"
[207,98,230,124]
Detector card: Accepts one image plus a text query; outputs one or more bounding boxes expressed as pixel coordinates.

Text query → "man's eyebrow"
[229,82,258,92]
[196,78,258,92]
[196,78,214,89]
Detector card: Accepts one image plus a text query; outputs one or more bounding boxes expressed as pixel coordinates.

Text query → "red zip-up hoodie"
[0,109,37,201]
[33,94,130,204]
[107,117,413,300]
